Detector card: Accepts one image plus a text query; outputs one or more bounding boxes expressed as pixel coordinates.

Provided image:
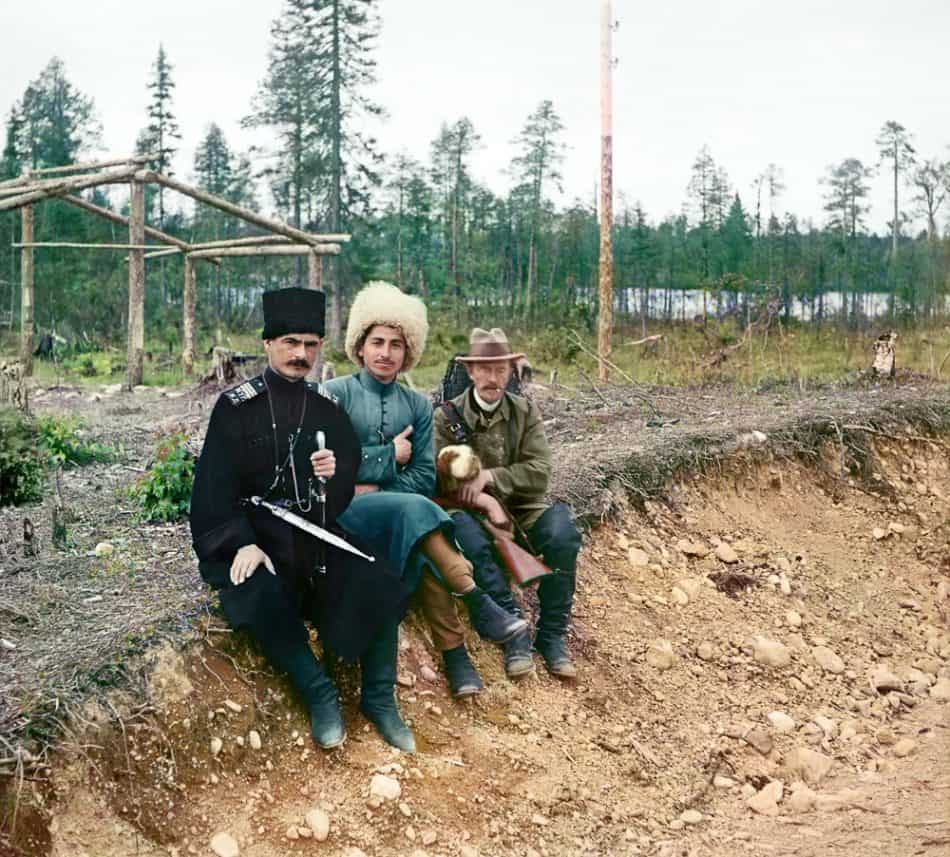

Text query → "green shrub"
[130,434,194,521]
[0,408,46,506]
[37,415,113,468]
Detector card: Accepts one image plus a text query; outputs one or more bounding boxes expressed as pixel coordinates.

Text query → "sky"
[1,0,947,234]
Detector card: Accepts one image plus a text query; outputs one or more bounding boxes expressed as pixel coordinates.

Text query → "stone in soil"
[743,727,774,755]
[248,730,262,751]
[752,636,792,669]
[869,666,903,693]
[677,539,709,558]
[210,737,223,756]
[646,640,676,670]
[715,543,739,564]
[767,711,796,734]
[812,646,845,674]
[786,782,817,814]
[783,747,834,785]
[680,809,704,825]
[305,807,330,841]
[370,774,402,802]
[628,547,650,567]
[210,832,240,857]
[747,780,784,816]
[696,641,716,661]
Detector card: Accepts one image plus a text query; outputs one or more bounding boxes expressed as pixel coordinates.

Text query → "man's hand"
[458,468,493,506]
[393,425,414,466]
[355,484,380,496]
[475,493,511,530]
[230,544,275,586]
[310,448,336,479]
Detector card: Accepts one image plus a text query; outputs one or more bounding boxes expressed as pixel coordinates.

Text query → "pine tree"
[509,100,565,318]
[431,118,480,321]
[875,121,916,257]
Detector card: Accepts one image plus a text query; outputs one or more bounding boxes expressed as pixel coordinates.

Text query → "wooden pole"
[597,0,615,383]
[182,255,196,376]
[13,242,164,250]
[141,248,184,261]
[27,153,155,177]
[145,171,350,248]
[186,234,347,251]
[306,249,324,383]
[0,154,154,190]
[19,206,34,376]
[126,179,146,390]
[0,167,137,211]
[61,194,192,252]
[186,244,341,260]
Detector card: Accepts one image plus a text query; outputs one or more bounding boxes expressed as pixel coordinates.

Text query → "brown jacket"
[433,388,551,527]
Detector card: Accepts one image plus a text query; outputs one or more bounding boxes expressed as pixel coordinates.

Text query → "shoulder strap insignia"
[224,376,265,406]
[306,380,338,404]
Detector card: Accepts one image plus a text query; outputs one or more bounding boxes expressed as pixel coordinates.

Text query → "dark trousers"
[451,503,581,635]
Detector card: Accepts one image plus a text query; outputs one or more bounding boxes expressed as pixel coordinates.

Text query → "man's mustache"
[288,360,310,367]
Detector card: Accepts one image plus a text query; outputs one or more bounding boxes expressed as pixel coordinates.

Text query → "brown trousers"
[415,531,475,651]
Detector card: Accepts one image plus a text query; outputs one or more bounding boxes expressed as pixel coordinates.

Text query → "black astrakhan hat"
[261,288,326,339]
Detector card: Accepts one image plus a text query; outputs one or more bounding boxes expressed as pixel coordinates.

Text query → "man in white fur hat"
[433,327,582,679]
[324,283,527,699]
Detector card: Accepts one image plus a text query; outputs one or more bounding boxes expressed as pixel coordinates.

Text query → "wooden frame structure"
[0,154,347,388]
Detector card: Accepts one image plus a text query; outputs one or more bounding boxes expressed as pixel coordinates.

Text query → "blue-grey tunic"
[325,369,452,591]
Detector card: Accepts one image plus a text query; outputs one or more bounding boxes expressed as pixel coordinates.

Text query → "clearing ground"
[1,377,948,857]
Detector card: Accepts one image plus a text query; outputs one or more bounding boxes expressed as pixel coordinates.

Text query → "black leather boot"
[268,642,346,749]
[504,630,535,678]
[535,572,577,678]
[359,622,415,753]
[459,587,528,643]
[442,644,484,698]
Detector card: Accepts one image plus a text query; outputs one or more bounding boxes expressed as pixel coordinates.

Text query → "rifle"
[481,518,552,588]
[434,497,552,588]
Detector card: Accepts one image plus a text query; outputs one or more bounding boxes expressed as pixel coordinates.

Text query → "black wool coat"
[189,368,409,661]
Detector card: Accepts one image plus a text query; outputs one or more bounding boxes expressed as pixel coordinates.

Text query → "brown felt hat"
[455,328,525,363]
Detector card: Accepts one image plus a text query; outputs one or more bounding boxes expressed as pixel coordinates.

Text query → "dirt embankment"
[1,380,949,857]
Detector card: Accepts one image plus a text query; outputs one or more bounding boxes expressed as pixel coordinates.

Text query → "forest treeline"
[2,0,949,349]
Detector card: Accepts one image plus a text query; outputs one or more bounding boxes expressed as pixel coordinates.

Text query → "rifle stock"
[482,520,553,588]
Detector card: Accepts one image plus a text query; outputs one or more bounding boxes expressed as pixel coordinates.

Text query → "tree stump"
[211,347,237,385]
[0,361,28,411]
[871,331,898,378]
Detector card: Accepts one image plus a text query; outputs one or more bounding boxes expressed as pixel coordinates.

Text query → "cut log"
[0,166,137,210]
[186,244,341,260]
[144,171,349,248]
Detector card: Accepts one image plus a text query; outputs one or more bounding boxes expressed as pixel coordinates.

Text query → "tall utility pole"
[598,0,614,382]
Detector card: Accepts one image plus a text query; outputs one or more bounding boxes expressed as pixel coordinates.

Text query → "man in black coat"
[190,287,414,752]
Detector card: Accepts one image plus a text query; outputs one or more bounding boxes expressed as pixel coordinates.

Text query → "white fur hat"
[344,281,429,371]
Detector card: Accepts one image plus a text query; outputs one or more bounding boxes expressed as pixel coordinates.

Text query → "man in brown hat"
[433,328,582,679]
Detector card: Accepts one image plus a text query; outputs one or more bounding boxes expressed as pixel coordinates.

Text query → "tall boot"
[420,530,528,644]
[359,623,416,753]
[264,640,346,749]
[504,630,535,679]
[442,644,484,698]
[534,572,577,678]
